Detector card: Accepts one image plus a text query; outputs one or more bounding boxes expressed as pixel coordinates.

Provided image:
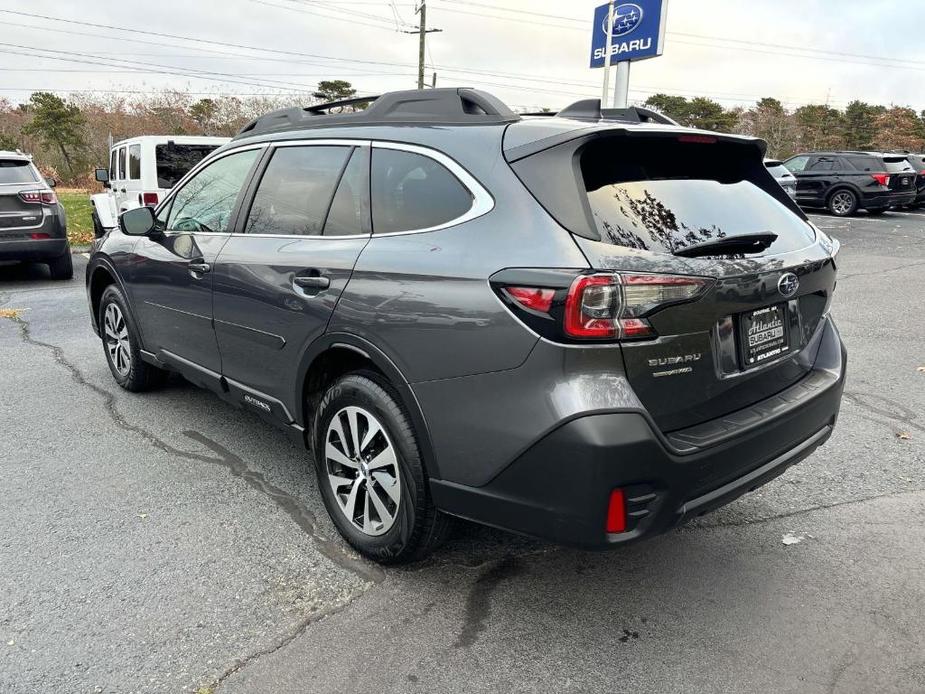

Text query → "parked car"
[764,158,797,199]
[0,150,72,279]
[784,151,916,216]
[91,135,228,237]
[86,89,846,564]
[902,153,925,207]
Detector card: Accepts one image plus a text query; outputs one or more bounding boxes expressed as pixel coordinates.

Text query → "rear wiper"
[674,232,778,258]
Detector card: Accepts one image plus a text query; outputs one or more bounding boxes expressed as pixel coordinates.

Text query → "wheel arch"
[296,333,441,479]
[87,257,142,342]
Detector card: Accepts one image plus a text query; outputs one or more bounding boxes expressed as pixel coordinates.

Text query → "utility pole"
[404,2,442,90]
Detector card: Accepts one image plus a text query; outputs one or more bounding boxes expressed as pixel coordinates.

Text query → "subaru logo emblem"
[777,272,799,297]
[602,3,644,37]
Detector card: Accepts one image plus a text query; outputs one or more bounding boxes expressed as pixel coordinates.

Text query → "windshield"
[765,163,791,178]
[155,144,222,188]
[0,159,38,184]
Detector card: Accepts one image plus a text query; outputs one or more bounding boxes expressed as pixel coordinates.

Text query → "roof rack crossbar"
[556,99,680,126]
[234,88,520,139]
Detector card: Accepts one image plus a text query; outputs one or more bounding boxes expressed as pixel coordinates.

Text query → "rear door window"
[117,146,126,180]
[109,150,118,181]
[128,144,141,180]
[581,138,815,255]
[245,145,351,237]
[371,148,473,233]
[808,157,835,171]
[846,156,881,171]
[0,159,39,184]
[155,144,222,188]
[323,147,370,236]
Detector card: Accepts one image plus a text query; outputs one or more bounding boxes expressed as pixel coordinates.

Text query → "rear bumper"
[0,237,68,261]
[863,190,917,209]
[430,318,846,549]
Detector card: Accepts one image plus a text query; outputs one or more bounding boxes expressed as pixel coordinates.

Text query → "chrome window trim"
[156,138,494,240]
[370,140,494,235]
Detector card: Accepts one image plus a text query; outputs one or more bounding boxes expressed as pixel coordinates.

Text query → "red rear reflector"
[618,317,654,338]
[30,232,50,240]
[505,286,554,313]
[871,173,890,186]
[606,488,626,533]
[142,192,159,206]
[677,134,717,144]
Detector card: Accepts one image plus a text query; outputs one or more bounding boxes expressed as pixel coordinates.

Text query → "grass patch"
[57,188,95,246]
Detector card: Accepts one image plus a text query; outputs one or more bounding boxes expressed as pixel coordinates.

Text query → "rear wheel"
[47,248,73,280]
[828,189,857,217]
[313,372,450,564]
[99,285,168,391]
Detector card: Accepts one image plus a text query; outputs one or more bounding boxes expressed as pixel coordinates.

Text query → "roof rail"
[556,98,680,126]
[234,88,520,139]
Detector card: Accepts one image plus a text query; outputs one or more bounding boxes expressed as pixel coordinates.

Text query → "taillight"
[19,190,57,205]
[871,173,890,186]
[140,192,159,206]
[564,273,709,340]
[504,286,555,314]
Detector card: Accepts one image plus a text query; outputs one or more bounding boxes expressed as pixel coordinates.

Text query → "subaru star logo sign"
[777,272,800,298]
[590,0,667,68]
[602,3,644,38]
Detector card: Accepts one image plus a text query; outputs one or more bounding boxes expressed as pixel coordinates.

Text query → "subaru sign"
[590,0,667,67]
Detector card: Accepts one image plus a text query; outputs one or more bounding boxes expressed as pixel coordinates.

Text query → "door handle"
[188,261,211,274]
[293,275,330,290]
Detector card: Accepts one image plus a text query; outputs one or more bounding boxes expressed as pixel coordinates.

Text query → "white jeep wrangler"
[91,135,229,236]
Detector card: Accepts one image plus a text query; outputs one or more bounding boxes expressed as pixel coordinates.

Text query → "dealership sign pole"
[590,0,668,108]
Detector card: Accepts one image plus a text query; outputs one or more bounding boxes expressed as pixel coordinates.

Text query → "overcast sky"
[0,0,922,112]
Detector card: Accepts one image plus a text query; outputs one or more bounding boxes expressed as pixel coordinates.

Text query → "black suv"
[86,89,846,564]
[0,150,72,279]
[784,151,916,216]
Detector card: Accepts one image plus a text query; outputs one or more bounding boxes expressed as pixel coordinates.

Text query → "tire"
[827,189,858,217]
[98,285,168,392]
[47,248,73,280]
[312,372,451,564]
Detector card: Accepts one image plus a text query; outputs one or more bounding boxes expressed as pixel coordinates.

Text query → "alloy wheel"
[103,303,132,377]
[325,405,401,536]
[831,192,854,216]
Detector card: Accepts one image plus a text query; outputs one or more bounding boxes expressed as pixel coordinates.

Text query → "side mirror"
[94,168,110,183]
[120,206,156,236]
[45,177,57,188]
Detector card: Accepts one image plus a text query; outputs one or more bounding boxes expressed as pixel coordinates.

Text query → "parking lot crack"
[1,312,384,585]
[454,555,524,649]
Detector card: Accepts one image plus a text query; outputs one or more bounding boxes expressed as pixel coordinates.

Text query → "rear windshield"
[0,159,38,184]
[581,137,815,256]
[884,157,914,173]
[155,144,222,188]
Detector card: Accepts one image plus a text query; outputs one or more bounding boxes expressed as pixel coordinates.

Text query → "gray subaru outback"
[86,88,846,564]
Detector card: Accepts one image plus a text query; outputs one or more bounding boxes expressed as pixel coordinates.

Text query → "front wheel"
[312,373,450,564]
[98,285,168,391]
[828,189,858,217]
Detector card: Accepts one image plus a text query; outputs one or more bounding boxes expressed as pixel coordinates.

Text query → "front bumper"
[430,319,846,549]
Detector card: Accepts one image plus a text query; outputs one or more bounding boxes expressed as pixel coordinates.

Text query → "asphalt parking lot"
[1,210,924,694]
